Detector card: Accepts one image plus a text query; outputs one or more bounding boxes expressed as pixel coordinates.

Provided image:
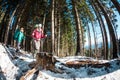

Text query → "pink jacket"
[32,29,46,40]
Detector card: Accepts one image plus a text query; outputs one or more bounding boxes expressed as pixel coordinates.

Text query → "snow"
[0,44,19,80]
[0,43,120,80]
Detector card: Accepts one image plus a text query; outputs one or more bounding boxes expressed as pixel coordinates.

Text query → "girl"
[15,27,25,52]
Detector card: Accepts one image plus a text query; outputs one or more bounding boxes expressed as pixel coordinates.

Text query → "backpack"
[13,29,20,40]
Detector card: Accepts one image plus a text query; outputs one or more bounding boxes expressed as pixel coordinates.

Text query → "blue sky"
[116,12,120,39]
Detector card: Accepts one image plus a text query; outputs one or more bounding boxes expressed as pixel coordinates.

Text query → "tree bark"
[72,0,82,55]
[51,0,55,54]
[4,4,19,45]
[87,24,92,57]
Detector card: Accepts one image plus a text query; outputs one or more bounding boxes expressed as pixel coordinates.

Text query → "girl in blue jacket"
[14,27,25,52]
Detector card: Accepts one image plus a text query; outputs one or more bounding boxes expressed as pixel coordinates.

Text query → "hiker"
[31,24,47,58]
[13,27,25,52]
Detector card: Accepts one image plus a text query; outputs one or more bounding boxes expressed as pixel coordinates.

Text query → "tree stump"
[20,52,58,80]
[36,52,57,70]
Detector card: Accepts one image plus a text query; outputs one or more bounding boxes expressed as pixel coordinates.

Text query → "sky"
[116,12,120,39]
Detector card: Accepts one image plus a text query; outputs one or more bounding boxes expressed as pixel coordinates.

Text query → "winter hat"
[35,24,39,28]
[38,24,42,27]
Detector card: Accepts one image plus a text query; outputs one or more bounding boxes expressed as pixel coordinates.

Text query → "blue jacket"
[17,31,25,43]
[13,29,25,43]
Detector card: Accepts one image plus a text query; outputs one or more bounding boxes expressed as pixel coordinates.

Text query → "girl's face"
[21,28,24,32]
[36,27,39,30]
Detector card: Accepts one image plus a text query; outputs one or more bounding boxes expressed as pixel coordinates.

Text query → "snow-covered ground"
[0,43,120,80]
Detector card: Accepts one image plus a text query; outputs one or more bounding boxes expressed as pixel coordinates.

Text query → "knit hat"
[38,24,42,27]
[35,24,39,28]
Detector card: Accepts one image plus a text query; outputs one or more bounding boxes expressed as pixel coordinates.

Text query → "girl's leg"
[16,42,21,52]
[33,40,40,58]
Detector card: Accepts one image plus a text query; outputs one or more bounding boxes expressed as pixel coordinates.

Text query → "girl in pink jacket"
[32,24,47,58]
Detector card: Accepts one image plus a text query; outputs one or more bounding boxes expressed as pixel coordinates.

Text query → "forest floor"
[0,43,120,80]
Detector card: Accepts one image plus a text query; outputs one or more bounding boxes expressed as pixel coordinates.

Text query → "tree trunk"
[54,1,58,54]
[96,0,118,58]
[51,0,55,54]
[4,4,19,45]
[91,22,98,57]
[0,11,7,42]
[91,0,108,59]
[72,0,82,55]
[87,24,92,57]
[81,27,85,56]
[57,9,61,56]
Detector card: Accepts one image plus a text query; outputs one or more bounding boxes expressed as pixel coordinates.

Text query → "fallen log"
[66,60,110,68]
[20,65,39,80]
